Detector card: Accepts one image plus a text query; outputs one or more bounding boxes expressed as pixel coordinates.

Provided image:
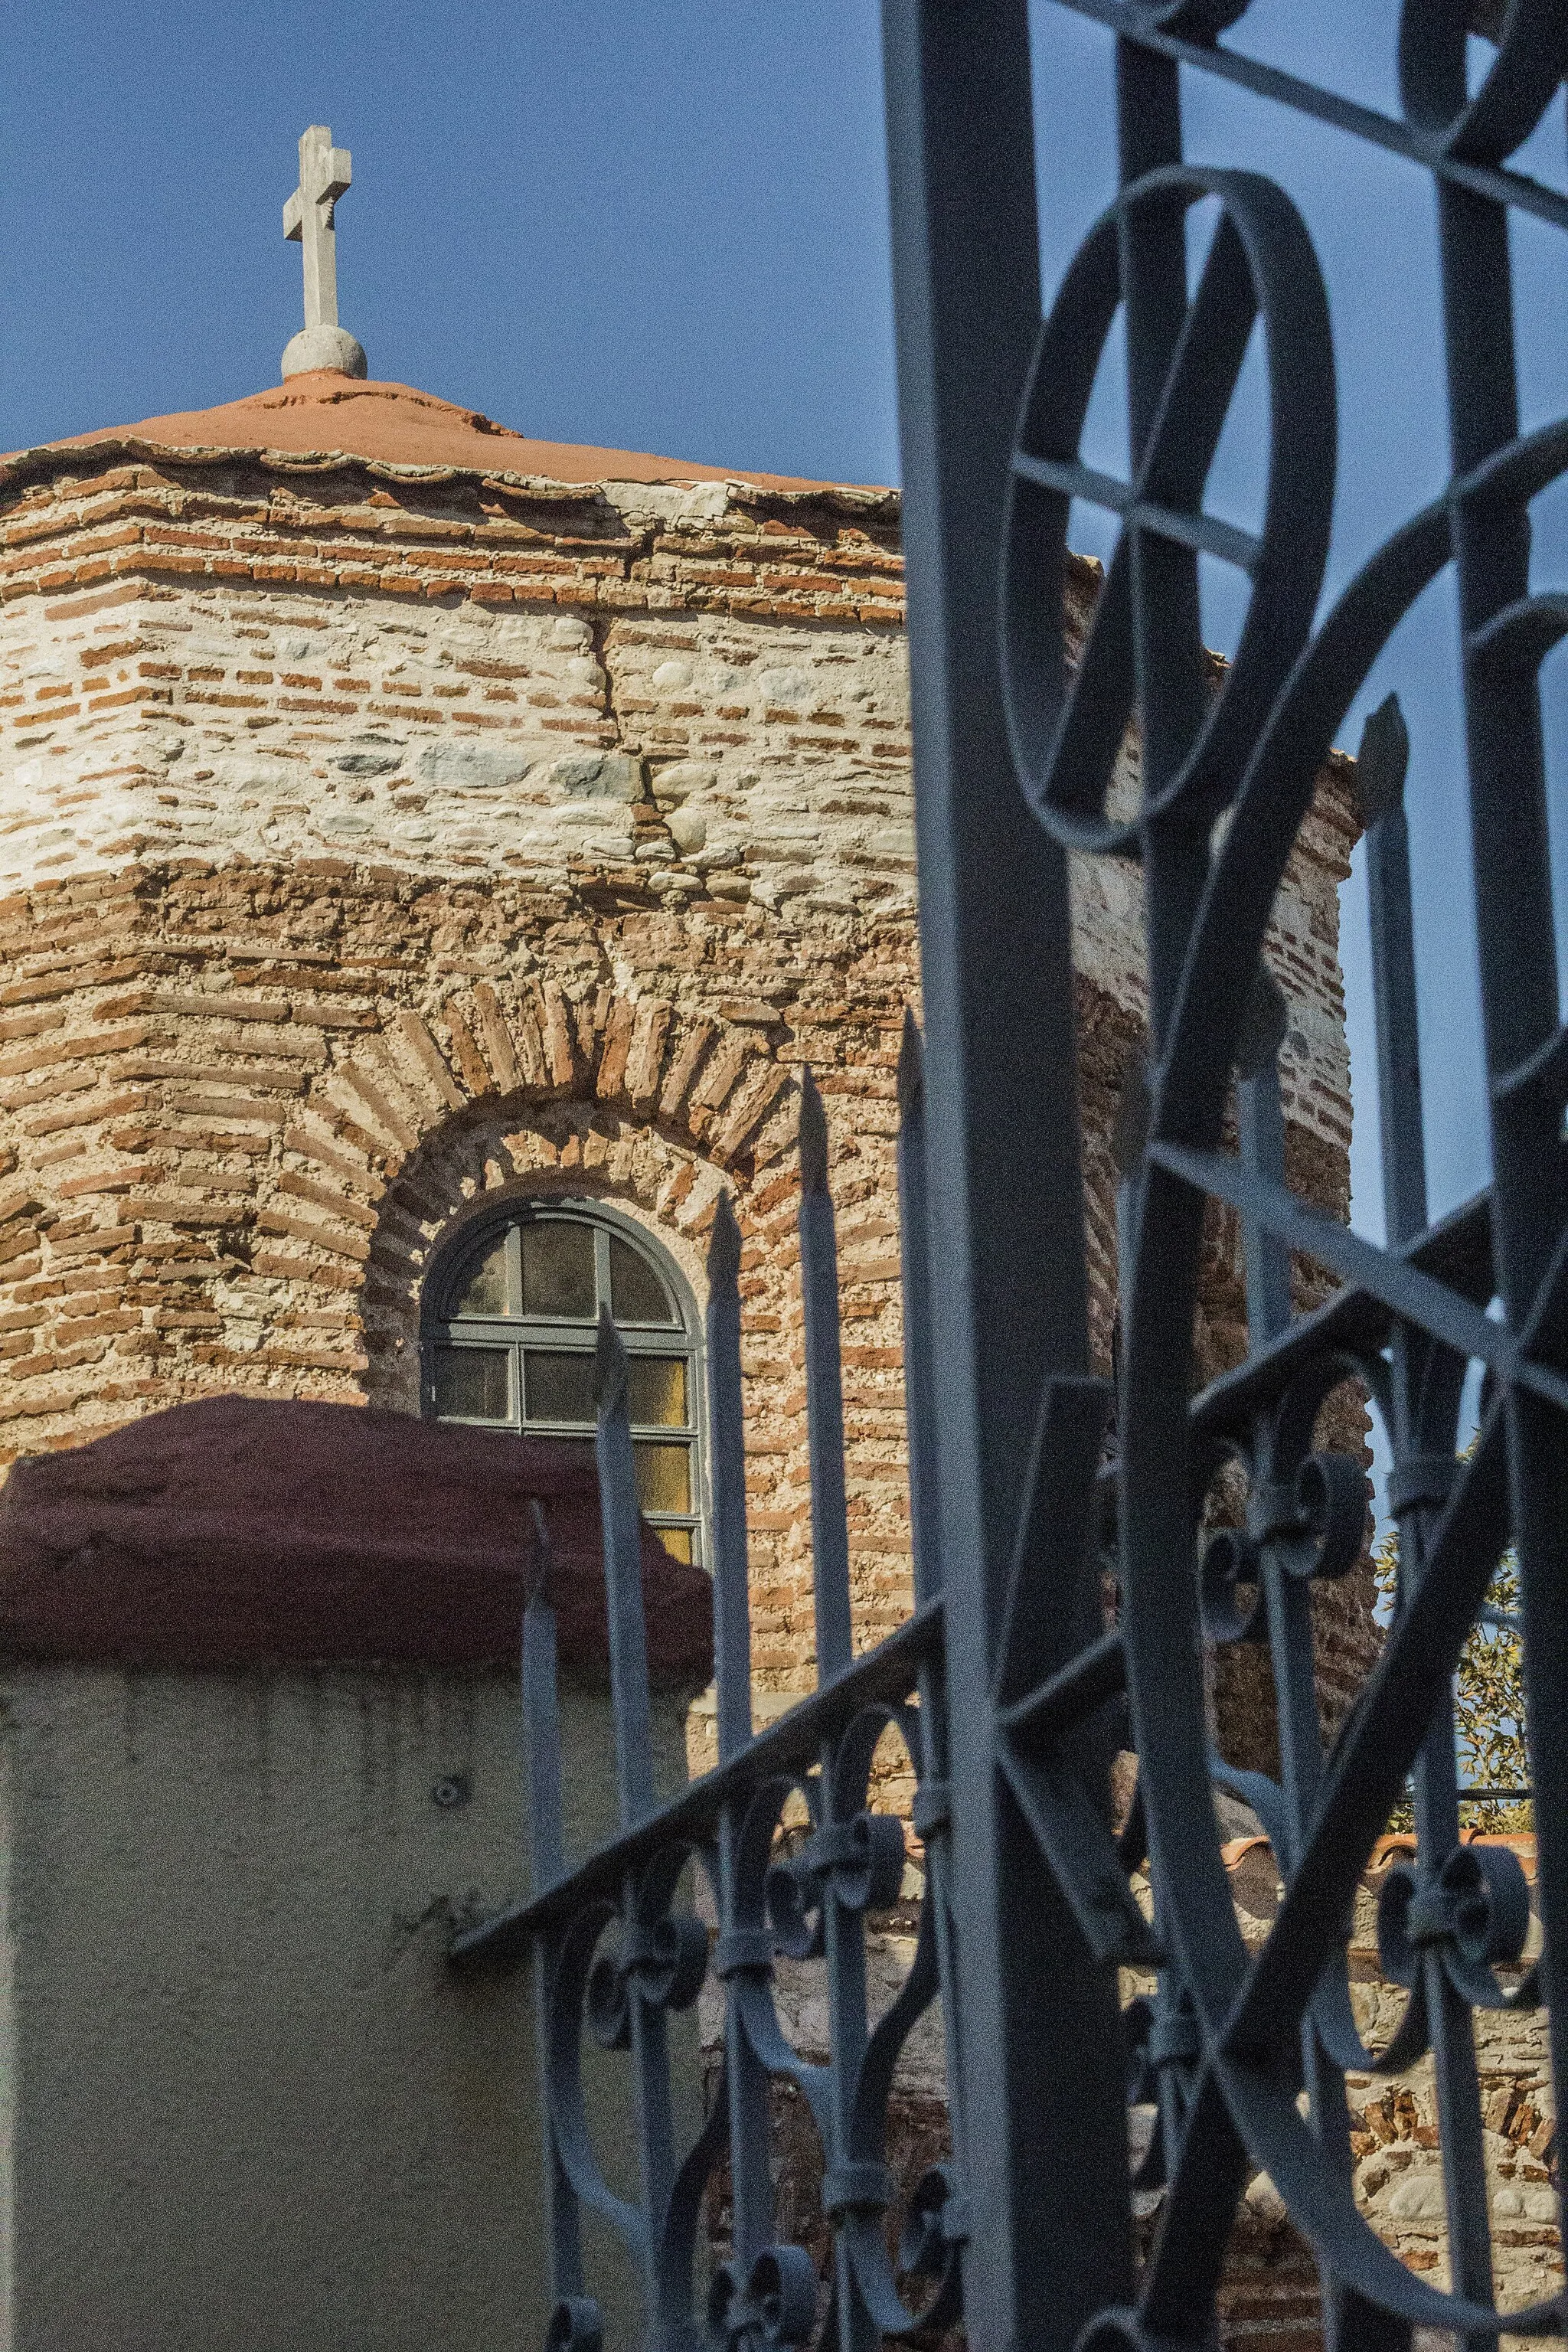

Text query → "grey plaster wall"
[0,1661,693,2352]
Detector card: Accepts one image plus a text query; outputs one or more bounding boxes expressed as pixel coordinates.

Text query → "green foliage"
[1372,1530,1532,1834]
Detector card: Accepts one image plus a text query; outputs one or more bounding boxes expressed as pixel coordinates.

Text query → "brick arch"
[247,983,794,1302]
[353,1100,735,1416]
[253,981,795,1374]
[299,982,794,1192]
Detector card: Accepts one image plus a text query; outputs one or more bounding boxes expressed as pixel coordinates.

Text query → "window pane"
[524,1349,597,1425]
[609,1233,675,1324]
[451,1235,509,1319]
[626,1355,688,1428]
[634,1441,691,1515]
[652,1526,694,1563]
[434,1346,511,1422]
[521,1220,596,1320]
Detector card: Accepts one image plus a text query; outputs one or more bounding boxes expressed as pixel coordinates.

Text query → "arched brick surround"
[358,1099,763,1419]
[0,858,916,1696]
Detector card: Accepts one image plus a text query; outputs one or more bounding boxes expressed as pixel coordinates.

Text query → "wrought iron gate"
[453,5,1568,2347]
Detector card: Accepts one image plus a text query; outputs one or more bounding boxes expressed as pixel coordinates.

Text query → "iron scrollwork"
[454,1060,964,2352]
[988,0,1568,2344]
[456,3,1568,2348]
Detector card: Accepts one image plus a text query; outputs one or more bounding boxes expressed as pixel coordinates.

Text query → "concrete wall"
[0,1659,690,2352]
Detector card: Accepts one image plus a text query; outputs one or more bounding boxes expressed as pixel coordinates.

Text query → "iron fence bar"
[704,1193,753,1768]
[593,1317,684,2340]
[452,1601,946,1970]
[998,1627,1127,1747]
[798,1070,854,1684]
[1047,0,1568,233]
[1226,1399,1513,2054]
[700,1197,775,2292]
[1359,691,1498,2346]
[521,1508,588,2327]
[1346,691,1459,2296]
[1435,106,1568,2341]
[895,1014,942,1609]
[894,1015,975,2287]
[524,1500,568,1894]
[797,1076,882,2352]
[1117,41,1214,1050]
[1240,982,1385,2352]
[1149,1140,1568,1408]
[880,8,1132,2352]
[593,1312,658,1831]
[1009,449,1263,571]
[1361,696,1428,1253]
[1187,1174,1503,1430]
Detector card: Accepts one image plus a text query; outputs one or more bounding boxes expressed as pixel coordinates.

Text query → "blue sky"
[5,0,1565,1279]
[0,0,898,485]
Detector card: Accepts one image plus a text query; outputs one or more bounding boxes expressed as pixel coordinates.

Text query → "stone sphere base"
[282,323,368,379]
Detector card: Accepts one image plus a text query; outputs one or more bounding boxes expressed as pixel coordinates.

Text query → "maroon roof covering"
[0,1396,712,1686]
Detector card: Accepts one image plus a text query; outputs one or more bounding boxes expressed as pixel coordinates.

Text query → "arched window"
[422,1202,704,1565]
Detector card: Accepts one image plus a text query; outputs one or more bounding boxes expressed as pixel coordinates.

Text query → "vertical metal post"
[880,5,1132,2345]
[594,1312,677,2336]
[522,1505,585,2319]
[897,1014,942,1608]
[1437,177,1553,2349]
[705,1198,774,2282]
[594,1309,658,1831]
[706,1193,755,1766]
[799,1070,855,1684]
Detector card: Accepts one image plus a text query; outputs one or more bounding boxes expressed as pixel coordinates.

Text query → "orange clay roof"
[28,371,854,492]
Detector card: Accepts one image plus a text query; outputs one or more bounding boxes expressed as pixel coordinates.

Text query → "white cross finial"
[281,124,368,381]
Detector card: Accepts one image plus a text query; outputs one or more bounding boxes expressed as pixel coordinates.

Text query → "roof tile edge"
[0,431,904,522]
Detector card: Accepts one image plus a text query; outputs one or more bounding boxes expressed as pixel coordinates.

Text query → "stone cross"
[280,126,367,380]
[284,125,351,330]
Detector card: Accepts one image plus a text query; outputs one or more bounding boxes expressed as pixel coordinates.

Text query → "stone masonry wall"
[0,443,1366,1731]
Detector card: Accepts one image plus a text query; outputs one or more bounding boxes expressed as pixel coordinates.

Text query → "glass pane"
[451,1235,509,1318]
[652,1526,694,1563]
[521,1220,596,1319]
[434,1345,511,1422]
[609,1233,675,1324]
[635,1441,691,1515]
[626,1355,688,1428]
[524,1349,597,1425]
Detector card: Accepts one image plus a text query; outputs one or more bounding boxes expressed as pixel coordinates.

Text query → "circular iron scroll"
[541,1699,956,2352]
[1398,0,1568,162]
[1001,165,1335,856]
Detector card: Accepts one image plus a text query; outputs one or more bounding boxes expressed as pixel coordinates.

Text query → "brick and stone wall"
[0,433,1368,1733]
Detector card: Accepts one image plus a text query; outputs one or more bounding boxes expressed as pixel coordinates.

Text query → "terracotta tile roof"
[14,370,862,494]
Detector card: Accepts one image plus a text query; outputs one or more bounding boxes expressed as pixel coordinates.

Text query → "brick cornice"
[0,457,909,628]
